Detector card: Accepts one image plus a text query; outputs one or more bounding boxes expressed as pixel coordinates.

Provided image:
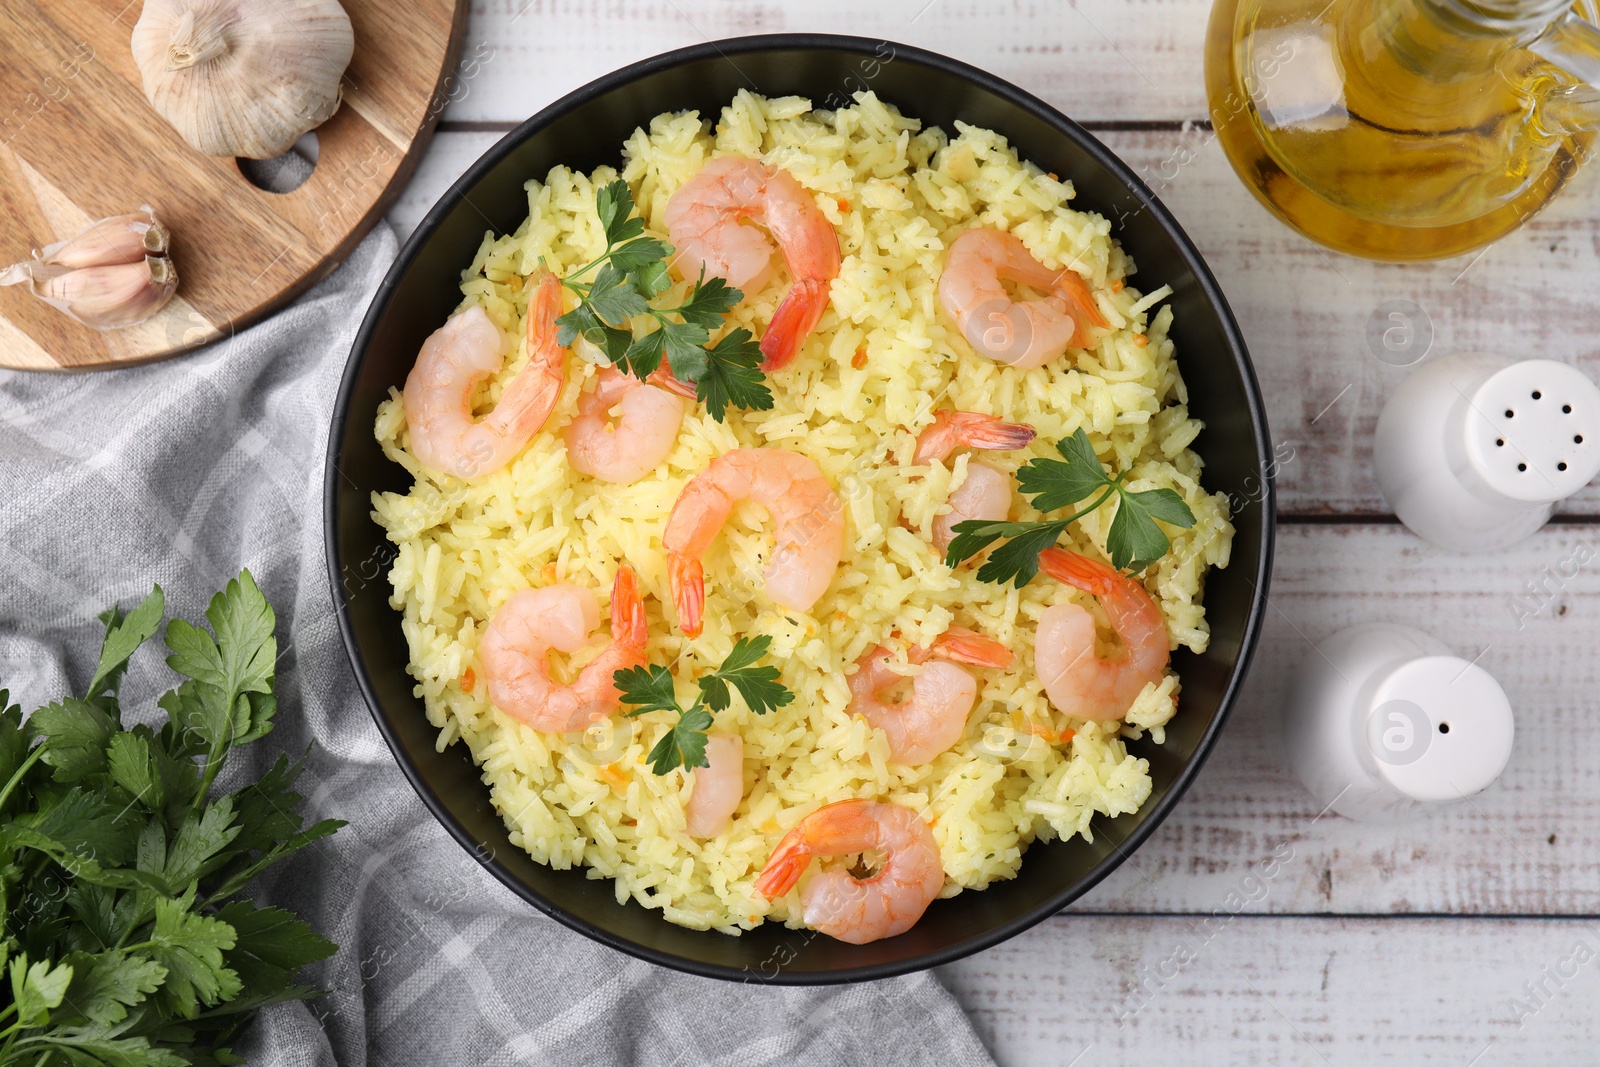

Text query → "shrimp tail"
[648,364,698,400]
[482,271,568,442]
[931,626,1014,669]
[754,835,812,899]
[528,269,563,336]
[759,276,831,371]
[1055,270,1109,348]
[668,553,706,638]
[956,416,1037,453]
[914,410,1037,464]
[1038,547,1120,594]
[610,565,648,648]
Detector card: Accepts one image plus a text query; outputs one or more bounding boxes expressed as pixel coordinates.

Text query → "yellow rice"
[372,90,1235,934]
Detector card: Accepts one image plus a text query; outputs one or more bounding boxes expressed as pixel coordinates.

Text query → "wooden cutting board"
[0,0,466,371]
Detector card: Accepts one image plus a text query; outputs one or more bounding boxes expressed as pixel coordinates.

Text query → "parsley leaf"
[609,236,673,273]
[143,894,242,1018]
[629,258,672,300]
[619,318,708,382]
[1128,485,1199,528]
[11,954,74,1027]
[697,636,794,715]
[551,185,776,422]
[1108,487,1196,572]
[215,901,336,976]
[0,573,343,1062]
[645,706,714,775]
[969,520,1074,588]
[674,274,743,328]
[582,262,650,328]
[554,302,603,349]
[107,730,164,811]
[88,585,166,698]
[1016,431,1114,511]
[595,179,644,246]
[945,428,1197,582]
[55,949,167,1028]
[681,328,773,422]
[33,699,119,784]
[162,571,278,802]
[615,665,680,719]
[616,640,792,774]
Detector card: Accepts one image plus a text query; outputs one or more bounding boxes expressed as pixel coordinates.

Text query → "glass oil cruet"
[1205,0,1600,260]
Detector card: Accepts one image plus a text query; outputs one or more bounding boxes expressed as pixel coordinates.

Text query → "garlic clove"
[0,260,68,290]
[25,256,178,330]
[1,210,180,330]
[131,0,355,160]
[37,206,169,269]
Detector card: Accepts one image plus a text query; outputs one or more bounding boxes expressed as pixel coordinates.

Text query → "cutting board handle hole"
[237,132,320,194]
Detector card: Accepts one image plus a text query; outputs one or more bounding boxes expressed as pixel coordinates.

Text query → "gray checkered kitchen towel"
[0,225,997,1066]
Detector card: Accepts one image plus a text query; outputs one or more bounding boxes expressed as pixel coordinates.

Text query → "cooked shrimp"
[936,464,1015,554]
[403,272,568,478]
[1035,548,1170,721]
[937,228,1108,370]
[849,628,1014,766]
[564,367,687,483]
[683,733,744,838]
[913,410,1037,465]
[914,411,1037,553]
[753,799,944,945]
[663,156,841,371]
[478,565,649,732]
[663,448,845,637]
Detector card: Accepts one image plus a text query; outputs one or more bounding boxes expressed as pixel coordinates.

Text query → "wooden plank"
[939,914,1600,1065]
[444,0,1212,127]
[391,129,1600,516]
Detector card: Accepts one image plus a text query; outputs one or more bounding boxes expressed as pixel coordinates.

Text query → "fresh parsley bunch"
[553,180,774,421]
[613,636,793,774]
[946,428,1197,585]
[0,572,342,1065]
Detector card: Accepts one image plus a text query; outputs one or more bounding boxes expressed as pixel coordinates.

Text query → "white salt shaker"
[1283,623,1514,822]
[1375,353,1600,551]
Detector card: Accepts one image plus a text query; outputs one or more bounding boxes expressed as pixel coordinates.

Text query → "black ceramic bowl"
[326,33,1273,984]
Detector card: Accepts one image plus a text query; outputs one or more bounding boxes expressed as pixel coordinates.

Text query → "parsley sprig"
[614,636,793,774]
[552,180,774,421]
[945,428,1197,585]
[0,572,342,1065]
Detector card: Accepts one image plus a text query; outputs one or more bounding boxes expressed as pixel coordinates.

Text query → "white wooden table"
[390,4,1600,1062]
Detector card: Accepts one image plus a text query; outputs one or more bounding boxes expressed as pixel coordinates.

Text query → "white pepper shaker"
[1283,623,1514,822]
[1374,352,1600,551]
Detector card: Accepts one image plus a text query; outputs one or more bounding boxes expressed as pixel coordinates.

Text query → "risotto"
[372,90,1234,936]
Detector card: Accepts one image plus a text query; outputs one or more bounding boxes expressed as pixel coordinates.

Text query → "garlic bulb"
[131,0,354,159]
[0,208,178,329]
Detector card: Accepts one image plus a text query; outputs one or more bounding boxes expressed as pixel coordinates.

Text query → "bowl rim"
[325,31,1276,984]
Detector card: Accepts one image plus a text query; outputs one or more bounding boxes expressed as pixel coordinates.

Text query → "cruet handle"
[1520,11,1600,134]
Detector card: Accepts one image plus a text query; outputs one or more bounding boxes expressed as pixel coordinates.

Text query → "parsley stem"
[189,720,238,822]
[0,746,44,813]
[560,244,616,284]
[1044,482,1121,533]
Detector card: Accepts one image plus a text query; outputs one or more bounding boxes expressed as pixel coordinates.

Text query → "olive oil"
[1204,0,1597,260]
